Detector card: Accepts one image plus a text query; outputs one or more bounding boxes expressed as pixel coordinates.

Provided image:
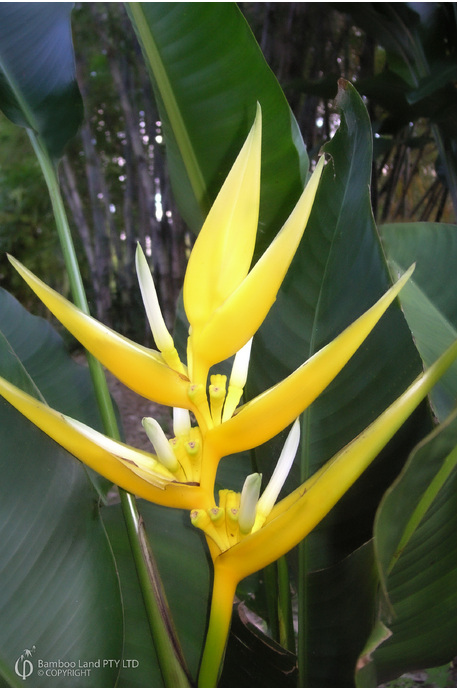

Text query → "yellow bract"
[215,341,457,580]
[188,156,325,381]
[8,255,192,410]
[184,103,262,333]
[184,104,325,386]
[0,374,206,510]
[206,265,414,455]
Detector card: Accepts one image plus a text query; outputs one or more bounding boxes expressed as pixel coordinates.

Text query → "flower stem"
[29,132,189,686]
[298,409,311,686]
[277,556,295,653]
[198,564,237,688]
[28,132,119,438]
[263,562,280,640]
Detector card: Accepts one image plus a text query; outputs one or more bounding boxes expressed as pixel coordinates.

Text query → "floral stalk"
[197,564,238,689]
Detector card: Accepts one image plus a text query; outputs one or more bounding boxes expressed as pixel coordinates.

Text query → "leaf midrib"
[127,2,210,216]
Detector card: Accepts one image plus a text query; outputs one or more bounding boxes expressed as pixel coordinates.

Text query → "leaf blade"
[358,414,457,685]
[0,3,83,158]
[127,1,308,236]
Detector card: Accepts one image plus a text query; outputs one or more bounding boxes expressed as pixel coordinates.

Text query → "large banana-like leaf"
[357,413,456,686]
[126,2,308,242]
[0,290,122,687]
[247,81,432,684]
[304,542,378,687]
[0,3,83,159]
[250,80,428,556]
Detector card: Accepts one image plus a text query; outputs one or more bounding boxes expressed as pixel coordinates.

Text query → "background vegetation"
[1,2,455,342]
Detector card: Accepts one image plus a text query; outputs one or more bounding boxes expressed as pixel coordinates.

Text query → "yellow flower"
[1,104,326,506]
[0,105,425,514]
[0,255,415,506]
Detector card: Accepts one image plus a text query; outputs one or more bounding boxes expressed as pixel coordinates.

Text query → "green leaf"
[380,222,457,421]
[220,603,297,687]
[0,293,123,687]
[247,80,430,686]
[380,223,456,328]
[126,2,308,241]
[357,414,457,686]
[102,501,210,687]
[305,542,378,687]
[251,80,427,552]
[0,3,83,159]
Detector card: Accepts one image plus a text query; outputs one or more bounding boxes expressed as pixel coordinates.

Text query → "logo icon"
[14,647,36,680]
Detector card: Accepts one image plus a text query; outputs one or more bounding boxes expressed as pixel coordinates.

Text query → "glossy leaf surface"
[357,414,457,686]
[380,222,457,420]
[246,81,430,685]
[0,290,122,687]
[127,2,308,242]
[0,3,83,158]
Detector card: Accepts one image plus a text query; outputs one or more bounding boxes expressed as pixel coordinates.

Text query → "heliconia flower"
[1,102,455,689]
[0,256,417,509]
[195,342,457,688]
[0,105,427,517]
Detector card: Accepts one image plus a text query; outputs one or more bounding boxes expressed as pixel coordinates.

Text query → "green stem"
[28,132,119,438]
[29,132,189,687]
[263,562,280,641]
[198,565,237,688]
[277,556,295,653]
[297,410,312,686]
